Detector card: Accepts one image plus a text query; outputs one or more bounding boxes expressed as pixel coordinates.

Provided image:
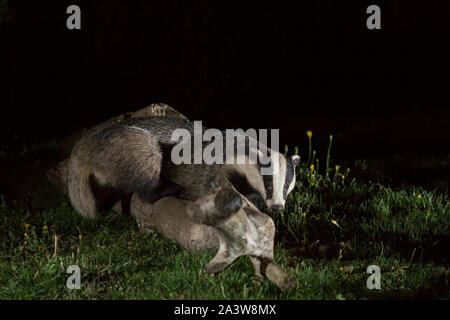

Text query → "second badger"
[67,117,300,219]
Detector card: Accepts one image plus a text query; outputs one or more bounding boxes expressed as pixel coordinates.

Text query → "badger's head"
[260,152,300,213]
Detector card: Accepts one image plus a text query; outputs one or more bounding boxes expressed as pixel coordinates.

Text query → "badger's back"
[67,115,296,218]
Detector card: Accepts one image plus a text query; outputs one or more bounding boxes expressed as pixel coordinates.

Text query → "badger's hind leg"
[88,174,123,214]
[68,124,176,218]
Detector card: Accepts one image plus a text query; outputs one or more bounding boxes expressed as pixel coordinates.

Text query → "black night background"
[2,1,449,156]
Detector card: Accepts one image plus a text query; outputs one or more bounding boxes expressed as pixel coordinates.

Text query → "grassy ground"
[0,133,449,299]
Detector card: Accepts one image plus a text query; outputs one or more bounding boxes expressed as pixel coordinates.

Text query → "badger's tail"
[67,156,98,219]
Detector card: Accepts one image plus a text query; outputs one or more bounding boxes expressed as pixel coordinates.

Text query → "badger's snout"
[270,204,284,213]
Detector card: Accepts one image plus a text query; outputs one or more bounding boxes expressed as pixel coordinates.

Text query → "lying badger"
[67,117,300,220]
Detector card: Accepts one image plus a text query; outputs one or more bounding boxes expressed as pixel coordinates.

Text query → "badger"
[67,116,300,220]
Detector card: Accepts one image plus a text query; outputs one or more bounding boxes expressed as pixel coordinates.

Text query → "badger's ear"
[291,155,300,167]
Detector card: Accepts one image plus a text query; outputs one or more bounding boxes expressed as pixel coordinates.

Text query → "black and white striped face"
[263,153,300,213]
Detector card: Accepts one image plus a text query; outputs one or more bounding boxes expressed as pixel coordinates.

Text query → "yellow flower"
[301,212,307,217]
[339,267,343,271]
[341,175,345,179]
[417,194,422,199]
[43,225,48,230]
[78,234,83,241]
[24,232,28,237]
[306,130,312,137]
[310,164,314,170]
[24,241,27,245]
[24,223,31,229]
[331,219,342,229]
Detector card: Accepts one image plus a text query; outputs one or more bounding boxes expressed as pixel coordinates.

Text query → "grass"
[0,132,449,299]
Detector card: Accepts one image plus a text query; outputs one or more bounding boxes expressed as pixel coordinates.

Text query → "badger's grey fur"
[67,117,300,219]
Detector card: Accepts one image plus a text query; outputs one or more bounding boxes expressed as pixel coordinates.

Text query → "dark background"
[1,0,449,160]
